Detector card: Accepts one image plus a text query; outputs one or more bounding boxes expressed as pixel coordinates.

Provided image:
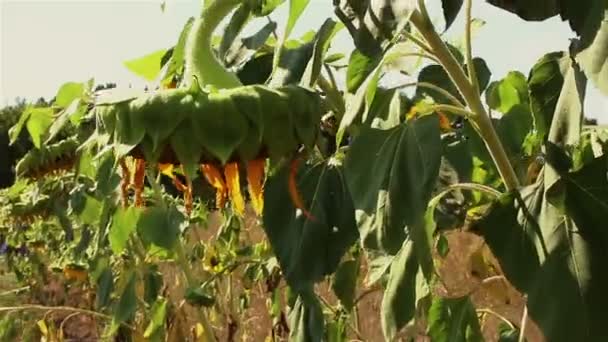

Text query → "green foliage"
[2,0,608,340]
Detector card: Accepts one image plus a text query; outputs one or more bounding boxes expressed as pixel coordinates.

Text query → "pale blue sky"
[1,0,606,122]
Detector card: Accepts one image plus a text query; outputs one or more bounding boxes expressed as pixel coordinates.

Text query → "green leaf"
[24,107,54,148]
[416,58,490,104]
[344,116,442,254]
[109,206,142,255]
[161,18,194,84]
[528,52,568,140]
[262,162,358,291]
[301,19,343,87]
[143,298,168,338]
[269,33,315,86]
[8,107,32,145]
[485,0,559,21]
[331,259,359,311]
[137,205,184,251]
[381,239,420,340]
[170,119,203,179]
[575,8,608,96]
[55,82,85,108]
[288,290,324,342]
[346,49,379,93]
[184,287,215,307]
[365,253,395,286]
[143,264,163,305]
[496,104,533,156]
[284,0,310,42]
[78,195,103,225]
[224,20,276,70]
[485,71,529,113]
[96,267,114,310]
[441,0,464,31]
[124,49,167,81]
[219,3,252,60]
[427,296,483,342]
[111,272,137,333]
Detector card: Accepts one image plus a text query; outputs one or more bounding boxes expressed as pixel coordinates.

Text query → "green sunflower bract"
[92,85,323,174]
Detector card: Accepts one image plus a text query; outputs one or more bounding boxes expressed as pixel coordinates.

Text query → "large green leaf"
[161,18,194,84]
[575,7,608,96]
[55,81,85,108]
[344,116,442,254]
[496,104,533,156]
[527,52,568,140]
[269,33,315,86]
[486,0,559,20]
[262,161,358,291]
[485,71,529,113]
[476,58,608,342]
[22,107,54,149]
[427,296,483,342]
[124,49,167,81]
[224,21,276,70]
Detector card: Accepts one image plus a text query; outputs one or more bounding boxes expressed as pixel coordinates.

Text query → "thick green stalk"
[184,0,243,89]
[410,10,520,191]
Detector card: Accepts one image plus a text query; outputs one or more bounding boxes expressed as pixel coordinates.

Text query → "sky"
[1,0,606,122]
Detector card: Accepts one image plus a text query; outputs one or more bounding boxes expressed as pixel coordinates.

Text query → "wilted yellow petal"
[158,163,175,178]
[201,164,227,209]
[438,112,452,132]
[224,162,245,216]
[246,159,265,216]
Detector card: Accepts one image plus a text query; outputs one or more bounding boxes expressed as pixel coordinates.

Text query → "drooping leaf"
[528,51,568,140]
[143,264,163,305]
[137,205,184,251]
[96,267,114,310]
[575,7,608,96]
[441,0,464,31]
[427,296,483,342]
[24,107,54,148]
[143,298,167,339]
[109,206,142,255]
[381,239,425,340]
[331,259,359,311]
[111,272,137,333]
[55,82,85,108]
[219,3,252,60]
[224,21,276,70]
[301,19,343,87]
[124,49,167,81]
[346,49,380,93]
[263,161,358,291]
[288,290,325,342]
[344,116,442,254]
[161,18,194,85]
[485,0,559,21]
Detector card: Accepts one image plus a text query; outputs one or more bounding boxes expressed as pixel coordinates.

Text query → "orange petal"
[246,159,265,216]
[224,162,245,216]
[201,164,227,209]
[438,112,452,132]
[184,176,193,216]
[288,158,315,221]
